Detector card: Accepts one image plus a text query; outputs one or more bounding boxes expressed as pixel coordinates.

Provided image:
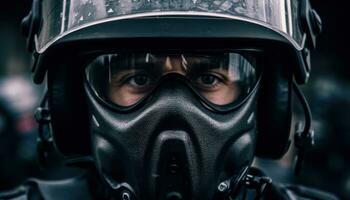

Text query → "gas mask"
[84,52,260,199]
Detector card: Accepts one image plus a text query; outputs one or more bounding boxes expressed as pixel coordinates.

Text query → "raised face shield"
[85,52,259,108]
[38,0,304,53]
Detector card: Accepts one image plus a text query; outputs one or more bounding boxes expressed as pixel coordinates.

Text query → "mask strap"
[292,81,315,176]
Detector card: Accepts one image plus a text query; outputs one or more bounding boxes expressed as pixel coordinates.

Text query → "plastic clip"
[244,173,272,200]
[294,122,315,176]
[34,105,53,167]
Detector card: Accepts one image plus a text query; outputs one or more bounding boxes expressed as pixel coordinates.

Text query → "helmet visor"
[38,0,304,52]
[85,52,259,107]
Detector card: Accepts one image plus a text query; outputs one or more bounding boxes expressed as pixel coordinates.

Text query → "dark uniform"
[0,168,339,200]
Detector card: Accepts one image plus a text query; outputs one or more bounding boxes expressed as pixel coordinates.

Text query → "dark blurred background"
[0,1,349,199]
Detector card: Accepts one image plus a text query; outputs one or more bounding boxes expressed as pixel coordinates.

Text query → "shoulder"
[283,184,339,200]
[264,182,340,200]
[247,167,339,200]
[0,170,99,200]
[0,184,29,200]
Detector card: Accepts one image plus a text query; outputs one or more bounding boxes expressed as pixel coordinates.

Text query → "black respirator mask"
[84,52,261,200]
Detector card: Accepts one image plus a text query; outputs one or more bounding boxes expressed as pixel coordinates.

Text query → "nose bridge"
[152,74,199,109]
[163,55,187,74]
[142,77,199,131]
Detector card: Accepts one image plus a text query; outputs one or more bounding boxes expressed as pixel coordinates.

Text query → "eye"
[200,74,217,85]
[196,74,222,88]
[124,74,152,88]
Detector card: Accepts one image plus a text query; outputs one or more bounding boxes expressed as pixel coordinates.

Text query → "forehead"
[106,53,237,74]
[109,53,226,61]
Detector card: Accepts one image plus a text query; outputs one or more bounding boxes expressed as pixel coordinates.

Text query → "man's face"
[84,51,260,200]
[105,53,246,106]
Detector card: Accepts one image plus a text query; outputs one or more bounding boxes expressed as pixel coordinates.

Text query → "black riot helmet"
[22,0,322,199]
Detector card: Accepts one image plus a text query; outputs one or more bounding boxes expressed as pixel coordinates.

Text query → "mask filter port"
[159,154,189,200]
[152,132,193,200]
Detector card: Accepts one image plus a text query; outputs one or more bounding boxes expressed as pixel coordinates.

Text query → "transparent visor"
[85,52,259,107]
[38,0,304,52]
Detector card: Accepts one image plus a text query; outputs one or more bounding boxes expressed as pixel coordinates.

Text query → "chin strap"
[292,82,315,176]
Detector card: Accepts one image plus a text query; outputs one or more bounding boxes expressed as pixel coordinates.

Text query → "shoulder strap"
[0,170,99,200]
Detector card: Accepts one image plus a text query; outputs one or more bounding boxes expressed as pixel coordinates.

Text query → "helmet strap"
[292,81,315,176]
[34,90,54,167]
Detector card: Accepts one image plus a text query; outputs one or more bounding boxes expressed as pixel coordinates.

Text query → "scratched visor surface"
[37,0,304,53]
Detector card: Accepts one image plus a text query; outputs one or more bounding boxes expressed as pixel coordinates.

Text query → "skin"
[107,54,241,106]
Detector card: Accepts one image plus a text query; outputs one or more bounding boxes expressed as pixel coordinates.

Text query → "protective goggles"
[85,52,260,110]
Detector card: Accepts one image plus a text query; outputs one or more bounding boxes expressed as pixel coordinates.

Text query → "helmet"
[22,0,322,199]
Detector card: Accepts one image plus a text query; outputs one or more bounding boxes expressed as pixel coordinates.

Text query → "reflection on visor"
[38,0,303,52]
[86,52,259,107]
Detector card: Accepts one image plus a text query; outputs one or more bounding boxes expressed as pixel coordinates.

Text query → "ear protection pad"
[255,57,293,159]
[47,59,91,156]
